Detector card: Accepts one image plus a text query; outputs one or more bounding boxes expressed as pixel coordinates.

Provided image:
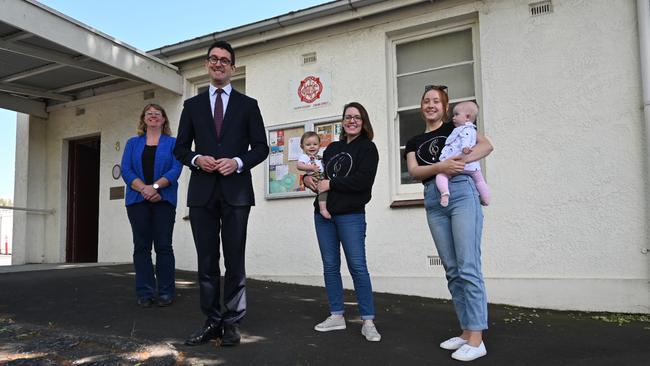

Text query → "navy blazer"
[121,134,182,206]
[174,88,269,207]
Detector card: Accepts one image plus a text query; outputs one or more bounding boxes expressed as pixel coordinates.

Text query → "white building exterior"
[6,0,650,313]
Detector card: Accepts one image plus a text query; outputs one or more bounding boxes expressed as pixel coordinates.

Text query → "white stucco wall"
[477,0,648,311]
[14,0,649,312]
[245,0,649,313]
[21,88,191,265]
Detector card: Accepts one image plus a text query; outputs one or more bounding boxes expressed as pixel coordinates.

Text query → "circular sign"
[112,164,121,180]
[297,76,323,104]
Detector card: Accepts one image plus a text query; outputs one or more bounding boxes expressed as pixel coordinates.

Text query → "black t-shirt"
[142,145,157,184]
[404,122,455,184]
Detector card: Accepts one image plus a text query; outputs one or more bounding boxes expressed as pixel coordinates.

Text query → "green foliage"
[591,314,650,326]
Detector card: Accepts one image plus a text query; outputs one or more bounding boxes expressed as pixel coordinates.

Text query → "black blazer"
[174,88,269,207]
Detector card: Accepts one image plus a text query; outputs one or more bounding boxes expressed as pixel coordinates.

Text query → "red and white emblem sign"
[297,76,323,104]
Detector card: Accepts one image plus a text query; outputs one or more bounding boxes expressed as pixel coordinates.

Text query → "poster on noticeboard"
[265,117,341,199]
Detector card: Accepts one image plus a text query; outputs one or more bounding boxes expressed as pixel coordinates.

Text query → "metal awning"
[0,0,183,118]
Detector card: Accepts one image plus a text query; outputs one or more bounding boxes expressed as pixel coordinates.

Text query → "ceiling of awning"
[0,0,183,118]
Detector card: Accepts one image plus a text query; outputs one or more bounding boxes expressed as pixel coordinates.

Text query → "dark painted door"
[66,136,100,262]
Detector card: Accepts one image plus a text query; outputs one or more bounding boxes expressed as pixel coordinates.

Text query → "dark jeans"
[126,201,176,300]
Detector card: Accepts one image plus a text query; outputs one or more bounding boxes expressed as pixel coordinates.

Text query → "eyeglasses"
[343,115,363,122]
[424,84,448,93]
[206,56,232,66]
[145,112,163,117]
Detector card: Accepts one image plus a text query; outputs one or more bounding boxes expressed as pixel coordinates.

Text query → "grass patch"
[591,313,650,326]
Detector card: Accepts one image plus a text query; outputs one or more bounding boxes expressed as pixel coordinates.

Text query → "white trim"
[0,94,47,118]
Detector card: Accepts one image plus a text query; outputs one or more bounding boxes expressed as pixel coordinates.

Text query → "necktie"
[214,88,224,138]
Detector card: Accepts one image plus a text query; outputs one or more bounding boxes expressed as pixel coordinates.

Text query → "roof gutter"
[148,0,429,61]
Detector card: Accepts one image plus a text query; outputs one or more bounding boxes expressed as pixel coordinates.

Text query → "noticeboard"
[265,116,342,199]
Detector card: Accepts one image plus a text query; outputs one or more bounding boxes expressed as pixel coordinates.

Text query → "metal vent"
[75,107,85,116]
[529,1,553,16]
[428,255,442,267]
[302,52,317,65]
[143,89,155,100]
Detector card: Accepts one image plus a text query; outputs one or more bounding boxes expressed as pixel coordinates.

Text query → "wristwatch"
[153,183,160,190]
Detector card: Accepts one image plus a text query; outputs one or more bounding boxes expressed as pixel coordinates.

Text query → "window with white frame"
[394,26,479,188]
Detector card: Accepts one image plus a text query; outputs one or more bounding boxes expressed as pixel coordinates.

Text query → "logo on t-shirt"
[417,136,446,165]
[325,152,353,178]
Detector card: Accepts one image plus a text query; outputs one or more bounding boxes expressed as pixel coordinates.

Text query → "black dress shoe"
[137,298,154,308]
[185,321,222,346]
[221,323,241,346]
[157,296,173,307]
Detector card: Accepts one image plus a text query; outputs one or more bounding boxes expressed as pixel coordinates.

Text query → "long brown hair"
[340,102,374,141]
[137,103,172,136]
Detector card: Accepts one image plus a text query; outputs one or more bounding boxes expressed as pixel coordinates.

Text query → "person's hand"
[441,156,466,176]
[140,185,157,200]
[317,179,330,193]
[149,193,162,202]
[462,147,472,155]
[304,175,318,192]
[311,163,321,172]
[196,155,218,173]
[215,158,238,176]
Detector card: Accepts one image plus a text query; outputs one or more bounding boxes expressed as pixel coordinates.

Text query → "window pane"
[397,63,474,107]
[399,146,419,184]
[399,108,426,185]
[396,29,472,74]
[232,78,246,94]
[399,109,426,146]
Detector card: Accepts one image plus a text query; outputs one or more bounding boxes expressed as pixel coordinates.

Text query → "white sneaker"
[314,315,346,332]
[451,342,487,362]
[361,322,381,342]
[440,336,468,350]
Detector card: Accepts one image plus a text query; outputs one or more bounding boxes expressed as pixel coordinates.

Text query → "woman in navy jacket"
[121,103,182,307]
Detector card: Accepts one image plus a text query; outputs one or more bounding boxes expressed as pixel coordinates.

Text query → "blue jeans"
[424,175,487,331]
[126,201,176,300]
[314,213,375,320]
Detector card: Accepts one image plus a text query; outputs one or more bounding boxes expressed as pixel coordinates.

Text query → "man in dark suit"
[174,40,269,346]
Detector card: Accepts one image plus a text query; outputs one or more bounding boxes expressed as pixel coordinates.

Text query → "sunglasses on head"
[424,84,448,93]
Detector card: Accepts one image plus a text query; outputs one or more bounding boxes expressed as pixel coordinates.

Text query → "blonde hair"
[137,103,172,136]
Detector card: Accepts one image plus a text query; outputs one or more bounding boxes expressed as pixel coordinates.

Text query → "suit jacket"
[121,134,182,206]
[174,88,269,207]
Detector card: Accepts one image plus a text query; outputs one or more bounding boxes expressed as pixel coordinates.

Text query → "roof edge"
[148,0,429,60]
